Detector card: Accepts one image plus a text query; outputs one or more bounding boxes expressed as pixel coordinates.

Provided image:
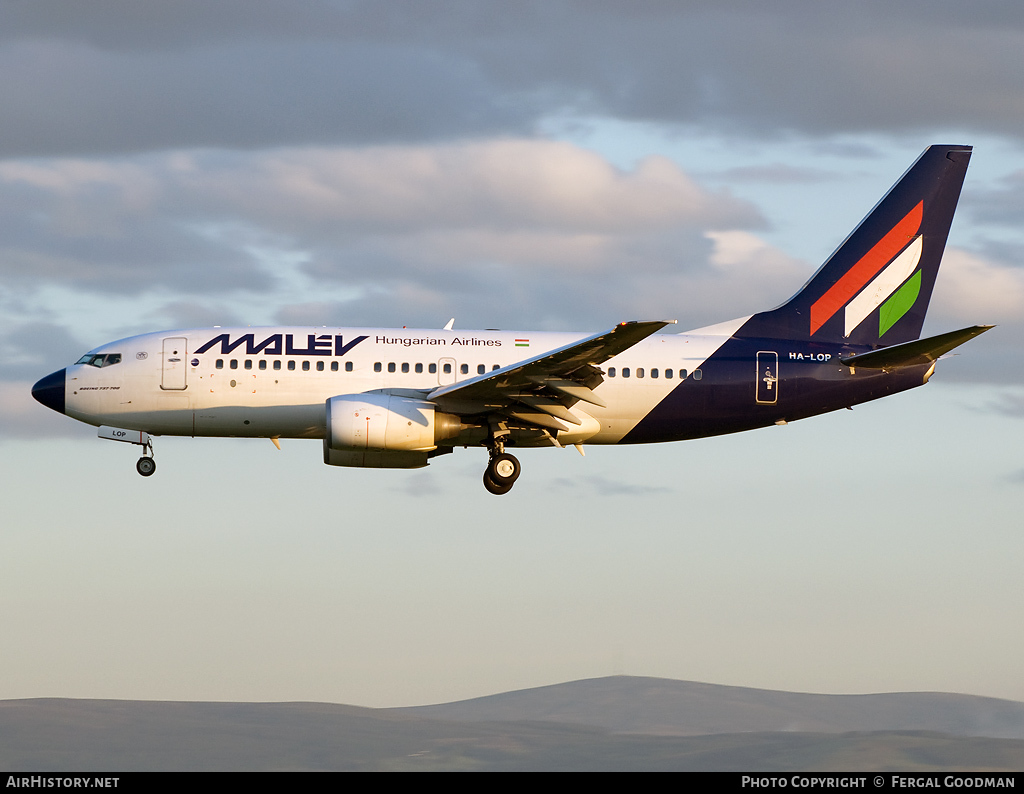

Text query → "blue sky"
[1,1,1022,708]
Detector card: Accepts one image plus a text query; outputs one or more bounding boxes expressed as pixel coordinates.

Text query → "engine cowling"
[325,393,461,453]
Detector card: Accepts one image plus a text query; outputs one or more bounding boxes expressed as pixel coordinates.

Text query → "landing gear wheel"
[482,452,520,495]
[483,470,514,495]
[488,453,521,486]
[136,456,156,477]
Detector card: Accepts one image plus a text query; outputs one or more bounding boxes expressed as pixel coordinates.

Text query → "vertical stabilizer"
[742,145,971,347]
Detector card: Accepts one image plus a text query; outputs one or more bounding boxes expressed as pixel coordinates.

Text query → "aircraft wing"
[427,320,674,431]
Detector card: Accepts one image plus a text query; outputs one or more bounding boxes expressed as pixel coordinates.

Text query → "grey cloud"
[1,321,87,382]
[0,143,763,309]
[0,159,276,295]
[709,165,840,184]
[153,301,247,330]
[177,144,763,236]
[3,2,1024,157]
[987,392,1024,419]
[0,35,528,158]
[963,172,1024,235]
[394,471,447,498]
[548,474,672,497]
[0,383,95,439]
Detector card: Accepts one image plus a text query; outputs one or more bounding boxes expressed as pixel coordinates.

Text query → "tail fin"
[746,145,972,347]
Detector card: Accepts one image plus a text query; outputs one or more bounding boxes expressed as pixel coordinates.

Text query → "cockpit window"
[76,353,122,368]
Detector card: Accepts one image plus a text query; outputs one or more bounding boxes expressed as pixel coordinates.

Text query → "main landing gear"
[483,428,521,495]
[483,452,520,495]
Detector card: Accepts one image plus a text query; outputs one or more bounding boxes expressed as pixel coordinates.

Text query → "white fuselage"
[64,322,744,446]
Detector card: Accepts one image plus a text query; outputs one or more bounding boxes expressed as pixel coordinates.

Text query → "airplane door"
[438,357,456,386]
[161,337,188,390]
[756,351,778,404]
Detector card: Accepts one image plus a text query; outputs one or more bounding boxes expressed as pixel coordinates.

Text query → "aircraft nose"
[31,368,66,415]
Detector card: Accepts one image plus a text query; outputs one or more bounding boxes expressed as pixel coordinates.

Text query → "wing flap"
[526,377,607,407]
[515,394,583,425]
[427,320,673,429]
[428,320,673,404]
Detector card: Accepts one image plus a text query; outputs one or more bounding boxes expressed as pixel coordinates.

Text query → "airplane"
[32,144,992,495]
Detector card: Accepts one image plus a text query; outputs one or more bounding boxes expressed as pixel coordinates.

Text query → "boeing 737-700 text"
[32,145,991,494]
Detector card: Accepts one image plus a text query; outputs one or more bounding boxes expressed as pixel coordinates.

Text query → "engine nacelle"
[325,393,461,453]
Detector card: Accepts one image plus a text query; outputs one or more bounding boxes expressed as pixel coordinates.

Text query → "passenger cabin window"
[693,369,702,380]
[216,359,224,369]
[608,367,616,377]
[622,367,631,378]
[316,361,324,371]
[374,362,382,372]
[230,359,238,369]
[345,361,353,372]
[430,363,438,374]
[331,362,338,372]
[288,360,296,371]
[651,368,659,379]
[244,360,252,370]
[443,363,452,374]
[460,364,469,375]
[302,361,310,371]
[402,363,409,373]
[259,360,267,370]
[636,368,644,378]
[273,360,281,371]
[477,364,485,374]
[415,363,423,374]
[665,368,673,379]
[388,362,396,373]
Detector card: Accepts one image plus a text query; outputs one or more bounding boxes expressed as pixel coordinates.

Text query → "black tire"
[483,470,514,495]
[487,452,521,485]
[136,457,156,477]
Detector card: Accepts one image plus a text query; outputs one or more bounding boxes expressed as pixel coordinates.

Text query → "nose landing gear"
[97,426,157,478]
[136,438,156,477]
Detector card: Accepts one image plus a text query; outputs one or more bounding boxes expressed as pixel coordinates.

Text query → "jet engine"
[323,393,462,468]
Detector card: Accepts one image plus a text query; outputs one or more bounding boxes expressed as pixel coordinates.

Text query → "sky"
[1,1,1023,709]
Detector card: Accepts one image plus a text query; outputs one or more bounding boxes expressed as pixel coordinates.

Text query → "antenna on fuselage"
[443,318,455,330]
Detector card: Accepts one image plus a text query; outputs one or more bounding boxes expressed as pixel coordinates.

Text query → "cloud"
[0,321,88,382]
[0,382,93,440]
[548,474,672,497]
[709,165,839,184]
[3,2,1024,157]
[0,141,765,331]
[182,142,761,235]
[0,22,527,157]
[930,248,1024,324]
[987,392,1024,420]
[0,157,274,294]
[965,169,1024,233]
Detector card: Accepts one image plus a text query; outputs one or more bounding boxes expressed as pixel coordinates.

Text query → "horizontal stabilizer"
[841,325,993,370]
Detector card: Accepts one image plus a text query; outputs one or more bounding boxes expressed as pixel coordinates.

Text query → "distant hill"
[2,677,1023,771]
[394,676,1024,739]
